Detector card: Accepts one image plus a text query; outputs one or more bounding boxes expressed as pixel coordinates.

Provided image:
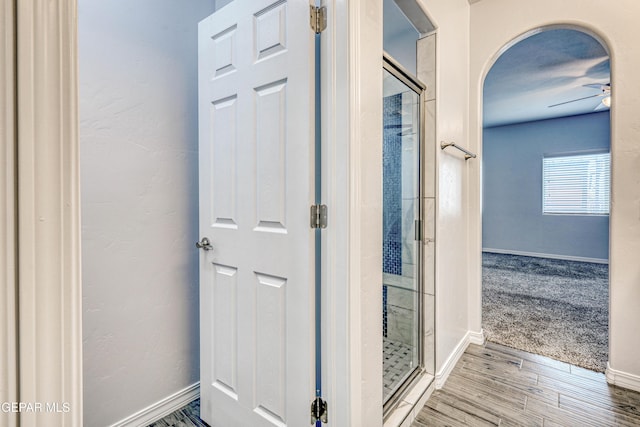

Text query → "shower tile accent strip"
[383,93,403,275]
[383,285,388,338]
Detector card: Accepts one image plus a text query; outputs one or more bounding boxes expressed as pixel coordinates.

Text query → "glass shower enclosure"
[382,55,423,407]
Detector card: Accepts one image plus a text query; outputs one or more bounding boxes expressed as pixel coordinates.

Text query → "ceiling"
[483,29,610,128]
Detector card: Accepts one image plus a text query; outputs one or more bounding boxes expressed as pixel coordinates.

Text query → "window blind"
[543,152,610,215]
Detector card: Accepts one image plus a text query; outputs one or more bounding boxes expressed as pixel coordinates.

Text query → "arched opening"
[481,27,611,373]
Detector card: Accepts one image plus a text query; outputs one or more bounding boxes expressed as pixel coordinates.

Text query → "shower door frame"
[382,53,426,414]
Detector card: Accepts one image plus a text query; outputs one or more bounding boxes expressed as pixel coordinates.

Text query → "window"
[543,152,610,215]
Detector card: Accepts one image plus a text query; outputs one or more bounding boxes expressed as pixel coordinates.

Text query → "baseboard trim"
[468,329,485,346]
[108,382,200,427]
[435,330,482,389]
[482,248,608,265]
[606,364,640,393]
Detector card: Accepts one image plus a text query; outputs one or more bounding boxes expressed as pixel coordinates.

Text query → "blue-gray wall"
[80,1,215,424]
[482,111,610,261]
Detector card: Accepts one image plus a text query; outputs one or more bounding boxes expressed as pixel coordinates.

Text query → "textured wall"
[483,112,610,262]
[79,1,214,425]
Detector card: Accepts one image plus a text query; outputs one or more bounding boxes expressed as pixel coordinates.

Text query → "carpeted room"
[481,29,611,373]
[482,252,608,372]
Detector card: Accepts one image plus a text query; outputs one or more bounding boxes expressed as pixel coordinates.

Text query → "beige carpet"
[482,252,608,372]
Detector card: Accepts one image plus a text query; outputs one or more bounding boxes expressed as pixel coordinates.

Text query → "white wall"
[347,1,384,424]
[468,0,640,387]
[415,0,474,377]
[79,1,214,425]
[0,4,17,425]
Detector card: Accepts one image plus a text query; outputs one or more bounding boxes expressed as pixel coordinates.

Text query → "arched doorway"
[480,27,611,372]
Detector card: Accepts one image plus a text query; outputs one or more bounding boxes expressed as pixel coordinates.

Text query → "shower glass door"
[382,56,423,406]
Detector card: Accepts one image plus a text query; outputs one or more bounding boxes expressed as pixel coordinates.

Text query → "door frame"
[476,24,612,371]
[467,18,617,380]
[1,2,18,426]
[320,0,384,425]
[29,0,382,426]
[10,1,83,425]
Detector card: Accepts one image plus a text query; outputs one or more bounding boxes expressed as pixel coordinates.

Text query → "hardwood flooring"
[412,341,640,427]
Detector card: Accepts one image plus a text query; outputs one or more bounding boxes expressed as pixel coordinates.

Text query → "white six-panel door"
[198,1,315,426]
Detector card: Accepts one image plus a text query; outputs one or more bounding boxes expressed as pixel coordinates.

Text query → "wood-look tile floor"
[413,341,640,427]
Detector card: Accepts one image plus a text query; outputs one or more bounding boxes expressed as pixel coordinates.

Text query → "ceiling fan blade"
[583,83,610,90]
[593,102,609,112]
[548,93,602,108]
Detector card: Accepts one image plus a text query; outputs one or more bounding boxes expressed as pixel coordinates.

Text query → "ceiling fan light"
[602,95,611,107]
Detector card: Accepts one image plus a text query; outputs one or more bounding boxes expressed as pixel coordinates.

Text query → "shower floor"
[383,337,414,400]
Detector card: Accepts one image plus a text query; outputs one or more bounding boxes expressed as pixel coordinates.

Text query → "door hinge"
[310,397,328,424]
[310,5,327,34]
[310,204,327,229]
[414,219,423,241]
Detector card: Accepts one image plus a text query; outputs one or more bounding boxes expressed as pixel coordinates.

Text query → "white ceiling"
[483,29,610,128]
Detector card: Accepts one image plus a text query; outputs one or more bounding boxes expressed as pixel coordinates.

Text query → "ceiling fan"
[548,83,611,108]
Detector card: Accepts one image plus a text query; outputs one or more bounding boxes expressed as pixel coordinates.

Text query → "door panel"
[210,96,238,228]
[198,1,315,426]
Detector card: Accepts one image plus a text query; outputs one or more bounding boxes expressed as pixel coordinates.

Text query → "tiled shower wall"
[418,33,436,376]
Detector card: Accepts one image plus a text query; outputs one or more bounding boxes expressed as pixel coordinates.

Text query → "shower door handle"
[196,237,213,251]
